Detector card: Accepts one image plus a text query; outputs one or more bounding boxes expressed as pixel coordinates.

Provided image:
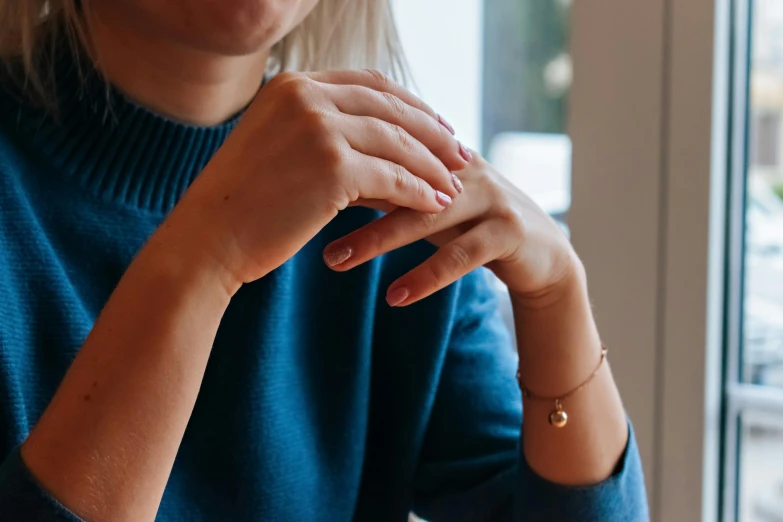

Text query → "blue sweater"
[0,60,648,521]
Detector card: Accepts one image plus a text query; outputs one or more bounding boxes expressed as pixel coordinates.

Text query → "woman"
[0,0,647,520]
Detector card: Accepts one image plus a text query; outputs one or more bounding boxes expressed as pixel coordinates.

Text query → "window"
[394,0,572,227]
[482,0,572,226]
[725,0,783,520]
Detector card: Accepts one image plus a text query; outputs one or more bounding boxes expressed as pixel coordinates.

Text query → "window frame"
[721,0,752,518]
[722,0,783,520]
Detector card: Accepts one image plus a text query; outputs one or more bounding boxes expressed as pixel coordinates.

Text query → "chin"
[106,0,318,56]
[184,0,296,55]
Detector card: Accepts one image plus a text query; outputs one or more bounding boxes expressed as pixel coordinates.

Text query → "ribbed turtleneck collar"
[0,51,244,214]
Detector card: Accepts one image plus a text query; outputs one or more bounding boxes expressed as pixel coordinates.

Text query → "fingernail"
[435,191,452,208]
[386,285,410,307]
[451,173,463,193]
[459,142,472,162]
[437,114,456,135]
[323,245,353,267]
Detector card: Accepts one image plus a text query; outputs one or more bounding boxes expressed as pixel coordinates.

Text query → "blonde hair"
[274,0,408,81]
[0,0,409,102]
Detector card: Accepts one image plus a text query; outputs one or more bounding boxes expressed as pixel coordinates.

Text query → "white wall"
[569,1,727,520]
[393,0,484,151]
[569,2,666,510]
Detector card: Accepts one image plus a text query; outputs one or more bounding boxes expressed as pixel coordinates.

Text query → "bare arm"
[21,229,236,522]
[512,268,628,486]
[407,269,646,521]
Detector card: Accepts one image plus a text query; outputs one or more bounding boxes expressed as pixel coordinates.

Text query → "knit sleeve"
[0,446,86,521]
[411,268,649,521]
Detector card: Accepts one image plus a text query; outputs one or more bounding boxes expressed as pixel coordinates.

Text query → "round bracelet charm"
[548,400,568,428]
[518,346,608,429]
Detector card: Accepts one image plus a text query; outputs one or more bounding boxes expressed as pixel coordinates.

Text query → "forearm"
[512,267,627,486]
[21,226,236,522]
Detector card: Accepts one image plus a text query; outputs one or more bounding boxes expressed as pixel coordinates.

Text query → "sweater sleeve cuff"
[0,446,85,522]
[515,422,650,521]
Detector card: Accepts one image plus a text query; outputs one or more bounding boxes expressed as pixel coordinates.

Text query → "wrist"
[510,262,602,397]
[509,253,587,311]
[139,220,242,304]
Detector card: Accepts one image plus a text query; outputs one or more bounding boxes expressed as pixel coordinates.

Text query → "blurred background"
[394,0,783,521]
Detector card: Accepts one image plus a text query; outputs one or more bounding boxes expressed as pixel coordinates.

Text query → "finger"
[305,69,439,121]
[349,151,452,215]
[323,188,488,271]
[341,115,460,199]
[385,220,504,307]
[328,85,468,173]
[348,199,398,213]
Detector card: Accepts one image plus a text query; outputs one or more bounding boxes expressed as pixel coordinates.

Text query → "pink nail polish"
[451,173,463,193]
[435,191,452,208]
[386,286,410,307]
[459,142,472,163]
[323,245,353,267]
[438,114,456,135]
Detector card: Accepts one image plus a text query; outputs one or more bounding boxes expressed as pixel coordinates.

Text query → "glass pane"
[394,0,572,227]
[739,412,783,521]
[744,0,783,388]
[483,0,572,228]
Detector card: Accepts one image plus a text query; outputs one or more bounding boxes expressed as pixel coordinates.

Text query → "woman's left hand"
[325,150,631,489]
[322,150,582,308]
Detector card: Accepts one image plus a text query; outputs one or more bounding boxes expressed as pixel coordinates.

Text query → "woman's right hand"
[163,70,469,292]
[18,70,469,522]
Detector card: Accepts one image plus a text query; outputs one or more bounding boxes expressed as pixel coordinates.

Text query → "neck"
[86,7,268,126]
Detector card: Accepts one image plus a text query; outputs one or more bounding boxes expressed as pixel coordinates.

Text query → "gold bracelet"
[516,345,608,428]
